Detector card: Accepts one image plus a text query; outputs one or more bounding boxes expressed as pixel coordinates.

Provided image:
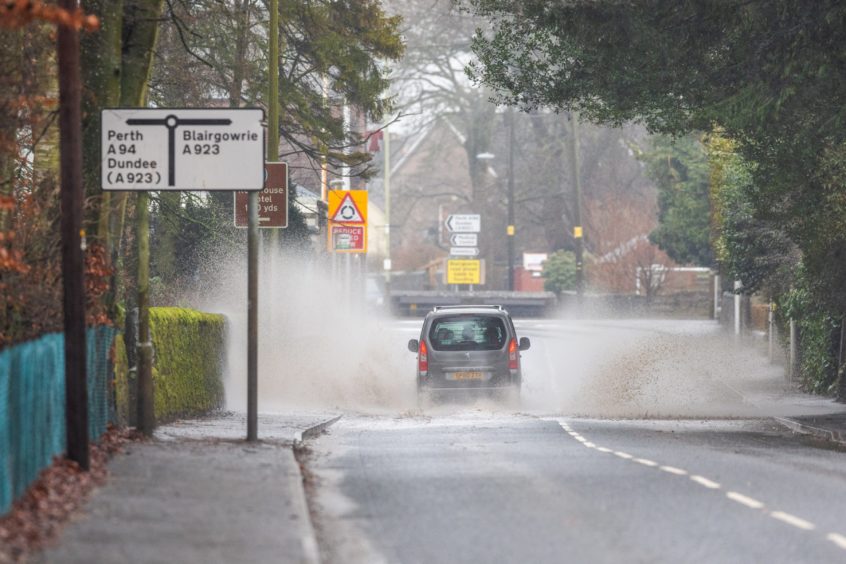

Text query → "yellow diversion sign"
[447,259,482,285]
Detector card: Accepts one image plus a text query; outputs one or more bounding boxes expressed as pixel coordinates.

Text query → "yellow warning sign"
[447,259,482,285]
[328,190,367,224]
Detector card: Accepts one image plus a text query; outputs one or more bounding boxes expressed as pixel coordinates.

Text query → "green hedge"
[779,283,840,395]
[150,308,226,422]
[114,307,226,425]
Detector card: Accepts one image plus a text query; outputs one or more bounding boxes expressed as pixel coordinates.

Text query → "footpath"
[34,412,340,564]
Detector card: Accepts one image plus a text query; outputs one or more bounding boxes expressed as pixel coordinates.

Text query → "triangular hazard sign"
[331,192,365,223]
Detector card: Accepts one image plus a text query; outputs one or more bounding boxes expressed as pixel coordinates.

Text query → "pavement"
[35,412,340,564]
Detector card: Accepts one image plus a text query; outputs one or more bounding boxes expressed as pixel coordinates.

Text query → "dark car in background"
[407,305,530,402]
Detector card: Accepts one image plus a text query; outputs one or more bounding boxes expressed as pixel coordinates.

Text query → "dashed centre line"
[634,458,658,467]
[770,511,816,531]
[552,418,845,552]
[726,492,765,509]
[828,533,846,550]
[690,475,721,490]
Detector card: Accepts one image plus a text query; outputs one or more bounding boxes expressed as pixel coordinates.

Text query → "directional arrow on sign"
[445,214,480,233]
[450,247,479,257]
[450,233,478,247]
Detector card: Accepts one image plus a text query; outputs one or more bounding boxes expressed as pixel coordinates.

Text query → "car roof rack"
[432,305,503,311]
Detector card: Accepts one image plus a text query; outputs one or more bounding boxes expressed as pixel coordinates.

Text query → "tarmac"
[30,380,846,564]
[35,412,340,564]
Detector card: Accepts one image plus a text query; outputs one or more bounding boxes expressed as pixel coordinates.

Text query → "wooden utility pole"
[569,112,584,302]
[58,0,89,469]
[507,109,516,291]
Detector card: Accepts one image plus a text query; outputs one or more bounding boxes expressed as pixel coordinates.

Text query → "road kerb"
[290,415,341,564]
[294,415,343,446]
[773,416,846,447]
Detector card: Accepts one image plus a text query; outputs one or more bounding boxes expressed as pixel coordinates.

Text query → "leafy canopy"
[465,0,846,311]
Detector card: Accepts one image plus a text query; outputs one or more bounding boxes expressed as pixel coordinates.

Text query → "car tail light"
[508,338,519,370]
[419,340,428,373]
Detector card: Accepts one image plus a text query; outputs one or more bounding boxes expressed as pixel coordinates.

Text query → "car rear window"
[428,315,507,351]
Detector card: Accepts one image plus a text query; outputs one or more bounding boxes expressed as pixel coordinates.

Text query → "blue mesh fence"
[0,326,116,515]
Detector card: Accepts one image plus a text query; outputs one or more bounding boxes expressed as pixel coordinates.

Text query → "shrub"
[113,307,226,425]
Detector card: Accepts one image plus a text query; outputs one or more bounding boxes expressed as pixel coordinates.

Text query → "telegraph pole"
[383,126,392,299]
[58,0,89,468]
[569,112,584,301]
[507,109,516,291]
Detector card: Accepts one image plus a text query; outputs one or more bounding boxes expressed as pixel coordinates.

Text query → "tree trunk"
[81,0,124,241]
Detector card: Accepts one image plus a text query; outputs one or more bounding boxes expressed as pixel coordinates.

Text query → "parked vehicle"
[407,305,530,402]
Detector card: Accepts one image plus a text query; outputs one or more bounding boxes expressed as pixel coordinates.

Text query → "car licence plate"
[449,371,484,381]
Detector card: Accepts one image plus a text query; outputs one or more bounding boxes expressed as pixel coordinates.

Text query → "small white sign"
[445,214,481,233]
[101,108,264,191]
[450,233,478,247]
[523,252,549,272]
[450,247,479,257]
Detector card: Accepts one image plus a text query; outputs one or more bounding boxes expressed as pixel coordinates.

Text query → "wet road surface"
[303,319,846,563]
[305,414,846,564]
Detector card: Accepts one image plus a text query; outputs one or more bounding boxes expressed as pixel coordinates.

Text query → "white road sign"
[101,108,264,191]
[450,233,478,247]
[445,214,481,233]
[450,247,480,257]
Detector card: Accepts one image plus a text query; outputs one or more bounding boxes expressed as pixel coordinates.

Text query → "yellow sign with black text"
[447,259,482,285]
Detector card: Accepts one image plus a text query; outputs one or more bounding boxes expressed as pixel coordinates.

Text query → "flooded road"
[294,317,846,563]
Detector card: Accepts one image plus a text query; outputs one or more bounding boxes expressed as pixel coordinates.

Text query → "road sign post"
[235,162,289,228]
[327,189,368,254]
[445,214,481,233]
[101,108,264,439]
[446,259,484,285]
[450,233,478,247]
[449,247,479,257]
[101,108,264,191]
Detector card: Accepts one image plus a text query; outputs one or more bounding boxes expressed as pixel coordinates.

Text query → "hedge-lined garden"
[115,307,226,425]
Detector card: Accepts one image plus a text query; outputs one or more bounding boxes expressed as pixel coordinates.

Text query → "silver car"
[407,305,530,401]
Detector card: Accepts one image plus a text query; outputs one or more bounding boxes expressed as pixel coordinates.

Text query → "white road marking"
[690,475,721,489]
[553,419,835,550]
[827,533,846,550]
[770,511,815,531]
[726,492,765,509]
[634,458,658,467]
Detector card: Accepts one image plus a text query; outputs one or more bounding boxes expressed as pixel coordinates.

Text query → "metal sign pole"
[247,191,259,441]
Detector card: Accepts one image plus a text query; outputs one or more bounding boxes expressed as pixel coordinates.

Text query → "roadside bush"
[542,250,577,296]
[150,308,225,422]
[779,282,840,395]
[113,307,226,425]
